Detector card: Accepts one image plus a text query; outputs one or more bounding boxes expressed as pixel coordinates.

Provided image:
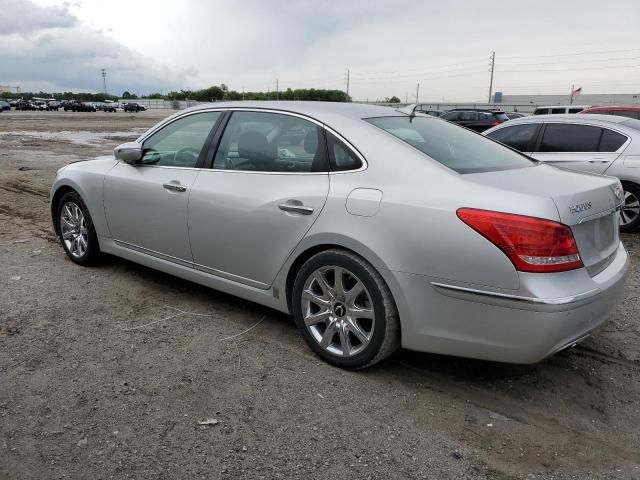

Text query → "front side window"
[213,111,326,172]
[551,108,566,114]
[440,111,461,121]
[487,123,538,152]
[459,111,478,121]
[142,111,221,167]
[539,123,601,152]
[366,116,535,174]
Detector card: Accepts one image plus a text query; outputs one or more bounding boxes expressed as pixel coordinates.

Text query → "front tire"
[292,249,400,369]
[620,182,640,233]
[56,191,100,265]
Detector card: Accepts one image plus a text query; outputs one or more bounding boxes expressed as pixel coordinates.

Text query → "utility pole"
[345,68,350,100]
[101,68,107,94]
[415,83,420,104]
[487,51,495,103]
[569,84,574,104]
[242,87,245,101]
[276,78,279,101]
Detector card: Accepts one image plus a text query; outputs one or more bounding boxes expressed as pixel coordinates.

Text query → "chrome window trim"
[116,161,204,171]
[138,107,368,174]
[503,121,631,154]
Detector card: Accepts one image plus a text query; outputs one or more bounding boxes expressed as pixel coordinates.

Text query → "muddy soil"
[1,111,639,480]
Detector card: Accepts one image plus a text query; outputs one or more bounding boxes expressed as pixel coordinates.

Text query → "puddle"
[0,129,147,145]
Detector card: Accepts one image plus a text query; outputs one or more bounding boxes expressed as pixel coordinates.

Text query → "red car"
[579,106,640,120]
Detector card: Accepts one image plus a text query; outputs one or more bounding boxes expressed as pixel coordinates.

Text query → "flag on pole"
[572,86,582,96]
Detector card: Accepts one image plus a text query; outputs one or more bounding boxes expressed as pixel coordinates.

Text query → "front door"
[188,110,330,288]
[104,111,222,264]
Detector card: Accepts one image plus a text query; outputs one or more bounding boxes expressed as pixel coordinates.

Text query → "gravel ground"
[1,111,639,480]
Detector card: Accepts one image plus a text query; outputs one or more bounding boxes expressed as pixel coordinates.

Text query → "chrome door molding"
[114,239,193,268]
[194,263,269,289]
[114,239,270,289]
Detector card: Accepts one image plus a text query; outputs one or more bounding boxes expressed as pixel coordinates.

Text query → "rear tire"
[620,182,640,233]
[56,191,100,265]
[292,249,400,369]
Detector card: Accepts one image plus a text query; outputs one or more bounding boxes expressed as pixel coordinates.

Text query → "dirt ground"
[1,111,639,480]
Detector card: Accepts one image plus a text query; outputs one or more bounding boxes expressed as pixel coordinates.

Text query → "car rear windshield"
[621,118,640,131]
[365,116,536,174]
[493,112,509,122]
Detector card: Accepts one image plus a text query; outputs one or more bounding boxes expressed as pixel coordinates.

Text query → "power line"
[500,47,640,60]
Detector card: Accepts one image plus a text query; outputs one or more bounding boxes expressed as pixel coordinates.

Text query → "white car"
[533,105,590,115]
[484,114,640,231]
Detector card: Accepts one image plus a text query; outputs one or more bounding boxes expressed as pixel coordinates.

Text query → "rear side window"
[487,123,538,152]
[568,108,583,114]
[539,124,601,152]
[551,108,566,114]
[366,116,535,174]
[459,111,478,121]
[441,111,461,121]
[599,129,627,152]
[326,131,363,171]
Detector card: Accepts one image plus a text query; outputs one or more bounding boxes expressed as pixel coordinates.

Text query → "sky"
[1,0,639,101]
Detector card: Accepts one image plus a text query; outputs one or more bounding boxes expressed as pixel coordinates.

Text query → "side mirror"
[114,142,143,164]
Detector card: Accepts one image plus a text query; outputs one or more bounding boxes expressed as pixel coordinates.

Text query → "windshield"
[366,116,536,174]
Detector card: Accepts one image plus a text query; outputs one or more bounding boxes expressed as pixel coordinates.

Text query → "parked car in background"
[417,109,445,117]
[14,100,36,111]
[50,102,628,369]
[32,100,47,111]
[505,112,528,120]
[439,109,509,132]
[579,106,640,120]
[533,105,590,115]
[64,101,96,112]
[484,114,640,231]
[123,102,144,112]
[103,102,117,112]
[46,101,59,111]
[0,100,10,111]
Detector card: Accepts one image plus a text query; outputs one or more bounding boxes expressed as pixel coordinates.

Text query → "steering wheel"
[174,147,200,165]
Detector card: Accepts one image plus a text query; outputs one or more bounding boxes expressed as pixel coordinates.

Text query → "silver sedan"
[484,114,640,231]
[50,102,629,369]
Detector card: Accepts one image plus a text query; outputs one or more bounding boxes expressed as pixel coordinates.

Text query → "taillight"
[457,208,583,273]
[491,120,500,126]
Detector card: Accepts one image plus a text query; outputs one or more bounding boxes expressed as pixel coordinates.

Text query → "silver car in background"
[484,114,640,231]
[50,102,628,369]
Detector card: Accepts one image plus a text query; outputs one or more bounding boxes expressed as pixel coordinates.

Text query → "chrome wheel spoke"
[333,267,346,295]
[350,306,374,320]
[60,201,89,258]
[347,319,370,345]
[345,280,365,306]
[304,309,331,327]
[337,325,350,356]
[313,271,332,297]
[62,231,74,240]
[302,289,330,308]
[319,323,336,348]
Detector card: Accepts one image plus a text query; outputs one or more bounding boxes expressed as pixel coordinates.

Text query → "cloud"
[0,0,77,35]
[0,0,195,94]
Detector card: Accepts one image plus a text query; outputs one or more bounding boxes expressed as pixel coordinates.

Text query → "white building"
[498,93,640,107]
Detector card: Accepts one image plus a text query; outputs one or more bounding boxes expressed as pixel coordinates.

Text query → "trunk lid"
[467,163,622,276]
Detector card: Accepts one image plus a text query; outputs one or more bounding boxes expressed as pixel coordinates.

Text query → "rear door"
[188,110,330,288]
[530,123,627,174]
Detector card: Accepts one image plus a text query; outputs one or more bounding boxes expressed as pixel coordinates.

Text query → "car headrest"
[303,129,318,154]
[238,130,274,163]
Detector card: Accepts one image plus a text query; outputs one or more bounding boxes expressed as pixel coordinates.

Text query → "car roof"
[182,101,401,121]
[448,108,505,113]
[582,106,640,111]
[505,113,633,125]
[534,105,590,109]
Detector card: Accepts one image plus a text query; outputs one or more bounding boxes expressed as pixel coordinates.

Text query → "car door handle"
[279,202,314,215]
[588,159,609,163]
[162,183,187,192]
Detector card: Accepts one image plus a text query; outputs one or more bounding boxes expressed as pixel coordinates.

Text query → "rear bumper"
[393,242,629,363]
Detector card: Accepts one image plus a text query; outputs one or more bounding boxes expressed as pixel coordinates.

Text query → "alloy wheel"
[301,266,375,357]
[60,201,89,258]
[620,190,640,227]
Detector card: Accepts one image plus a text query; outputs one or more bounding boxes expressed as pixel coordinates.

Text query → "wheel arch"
[283,239,406,333]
